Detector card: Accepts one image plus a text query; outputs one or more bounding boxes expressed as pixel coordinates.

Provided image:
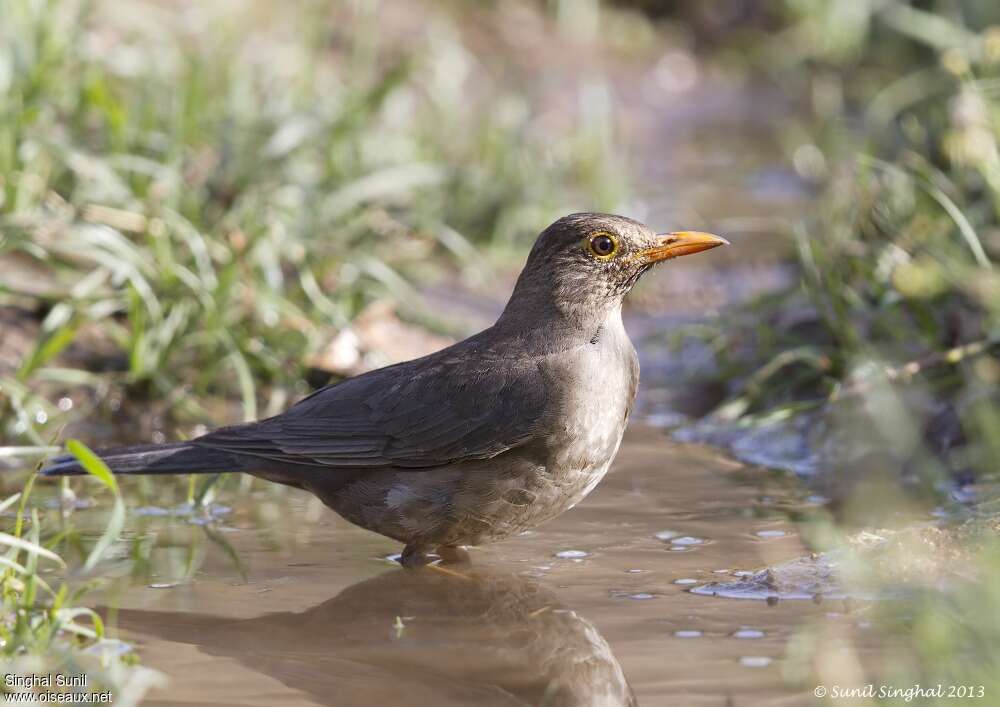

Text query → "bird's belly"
[422,403,628,545]
[441,453,619,545]
[322,445,621,549]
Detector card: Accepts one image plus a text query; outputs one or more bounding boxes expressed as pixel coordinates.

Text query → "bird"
[42,213,727,567]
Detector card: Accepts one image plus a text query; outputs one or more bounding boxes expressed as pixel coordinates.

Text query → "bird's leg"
[436,545,471,565]
[400,543,434,568]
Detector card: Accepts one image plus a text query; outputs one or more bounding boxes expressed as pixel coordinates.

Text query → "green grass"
[1,443,163,704]
[0,0,627,446]
[688,0,1000,484]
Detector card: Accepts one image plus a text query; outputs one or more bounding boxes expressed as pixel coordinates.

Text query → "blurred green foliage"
[0,446,162,704]
[0,0,626,443]
[694,1,1000,484]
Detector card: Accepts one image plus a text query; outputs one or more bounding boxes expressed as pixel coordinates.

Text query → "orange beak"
[637,231,729,264]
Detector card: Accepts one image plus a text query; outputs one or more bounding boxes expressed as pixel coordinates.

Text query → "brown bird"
[43,213,727,566]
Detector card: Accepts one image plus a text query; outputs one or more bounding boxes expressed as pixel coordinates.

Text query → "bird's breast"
[537,321,639,507]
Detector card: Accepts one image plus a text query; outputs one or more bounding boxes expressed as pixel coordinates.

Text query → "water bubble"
[625,569,646,574]
[555,550,589,559]
[135,506,171,516]
[34,410,48,425]
[148,583,177,589]
[755,530,787,539]
[84,639,133,658]
[58,397,73,412]
[739,656,772,668]
[673,578,698,585]
[654,530,679,541]
[674,630,702,638]
[734,629,765,639]
[670,536,704,546]
[610,590,656,600]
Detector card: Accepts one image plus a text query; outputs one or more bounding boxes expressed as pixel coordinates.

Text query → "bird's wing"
[193,352,548,470]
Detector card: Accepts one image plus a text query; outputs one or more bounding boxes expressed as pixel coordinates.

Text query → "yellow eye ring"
[588,232,618,259]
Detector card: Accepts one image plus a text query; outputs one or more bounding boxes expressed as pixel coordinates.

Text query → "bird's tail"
[40,442,250,477]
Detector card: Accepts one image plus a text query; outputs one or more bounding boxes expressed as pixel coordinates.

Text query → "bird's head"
[501,213,728,327]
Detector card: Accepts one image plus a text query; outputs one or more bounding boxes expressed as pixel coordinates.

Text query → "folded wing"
[193,351,547,471]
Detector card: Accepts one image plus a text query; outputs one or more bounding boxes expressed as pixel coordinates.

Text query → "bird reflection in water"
[117,566,637,707]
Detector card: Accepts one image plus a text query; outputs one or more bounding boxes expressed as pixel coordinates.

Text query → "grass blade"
[64,440,127,572]
[66,439,118,494]
[0,532,66,567]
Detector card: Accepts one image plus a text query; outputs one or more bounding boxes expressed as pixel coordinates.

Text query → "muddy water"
[93,428,833,707]
[1,21,825,704]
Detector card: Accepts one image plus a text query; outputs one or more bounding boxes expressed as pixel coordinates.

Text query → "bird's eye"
[588,233,618,259]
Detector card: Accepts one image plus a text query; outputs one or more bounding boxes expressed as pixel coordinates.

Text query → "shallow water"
[86,427,843,706]
[1,16,831,704]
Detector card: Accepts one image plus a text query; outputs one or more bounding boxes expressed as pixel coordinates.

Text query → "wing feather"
[193,347,547,471]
